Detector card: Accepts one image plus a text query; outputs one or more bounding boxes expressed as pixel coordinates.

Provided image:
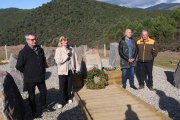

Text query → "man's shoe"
[33,113,42,119]
[122,86,126,89]
[42,106,55,112]
[138,85,144,89]
[130,85,137,90]
[148,86,154,91]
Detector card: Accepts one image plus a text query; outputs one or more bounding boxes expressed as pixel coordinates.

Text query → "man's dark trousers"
[26,80,47,115]
[138,61,153,87]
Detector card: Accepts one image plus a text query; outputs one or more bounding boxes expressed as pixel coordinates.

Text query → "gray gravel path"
[125,66,180,120]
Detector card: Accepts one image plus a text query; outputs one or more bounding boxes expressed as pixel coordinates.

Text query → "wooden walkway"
[75,71,171,120]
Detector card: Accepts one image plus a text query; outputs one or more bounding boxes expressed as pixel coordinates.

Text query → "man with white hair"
[136,30,158,91]
[16,34,54,118]
[119,29,138,89]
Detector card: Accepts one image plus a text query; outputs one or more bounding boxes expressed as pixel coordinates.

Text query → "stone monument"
[109,43,120,67]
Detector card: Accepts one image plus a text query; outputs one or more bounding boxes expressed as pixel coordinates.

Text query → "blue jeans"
[121,66,135,87]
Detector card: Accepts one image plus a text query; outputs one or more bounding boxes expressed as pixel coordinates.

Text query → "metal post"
[104,44,106,57]
[5,45,8,61]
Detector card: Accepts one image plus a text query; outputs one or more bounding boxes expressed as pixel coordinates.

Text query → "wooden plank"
[76,81,171,120]
[79,94,133,100]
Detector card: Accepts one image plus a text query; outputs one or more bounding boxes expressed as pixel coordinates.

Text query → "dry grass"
[154,56,180,70]
[0,45,24,64]
[155,51,180,70]
[106,69,122,85]
[0,45,24,59]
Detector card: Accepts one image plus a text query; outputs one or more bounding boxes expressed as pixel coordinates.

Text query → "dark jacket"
[136,38,158,62]
[118,37,138,68]
[16,44,47,83]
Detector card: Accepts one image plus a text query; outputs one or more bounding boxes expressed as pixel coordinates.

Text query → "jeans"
[137,61,153,87]
[58,70,73,105]
[121,66,135,87]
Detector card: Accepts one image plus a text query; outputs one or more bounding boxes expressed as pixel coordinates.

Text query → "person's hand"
[131,58,135,62]
[128,58,135,63]
[128,59,132,63]
[67,57,71,61]
[67,50,72,57]
[68,52,72,56]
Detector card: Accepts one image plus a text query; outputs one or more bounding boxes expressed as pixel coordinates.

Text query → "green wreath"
[84,67,109,89]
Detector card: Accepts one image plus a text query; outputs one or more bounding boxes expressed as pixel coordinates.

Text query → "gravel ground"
[125,66,180,120]
[0,64,85,120]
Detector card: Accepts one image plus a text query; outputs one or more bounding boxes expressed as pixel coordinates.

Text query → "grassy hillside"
[0,0,179,50]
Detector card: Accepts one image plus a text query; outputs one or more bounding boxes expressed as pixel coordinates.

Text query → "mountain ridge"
[146,3,180,10]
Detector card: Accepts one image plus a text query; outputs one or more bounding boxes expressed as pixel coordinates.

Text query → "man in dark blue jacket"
[16,34,53,118]
[119,29,138,89]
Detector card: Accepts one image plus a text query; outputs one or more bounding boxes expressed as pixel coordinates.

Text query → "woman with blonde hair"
[54,36,80,108]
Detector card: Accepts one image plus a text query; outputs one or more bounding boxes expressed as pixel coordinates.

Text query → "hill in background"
[0,0,180,51]
[0,8,29,29]
[146,3,180,10]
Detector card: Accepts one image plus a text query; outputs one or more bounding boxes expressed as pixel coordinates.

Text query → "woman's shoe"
[57,104,63,109]
[68,99,73,104]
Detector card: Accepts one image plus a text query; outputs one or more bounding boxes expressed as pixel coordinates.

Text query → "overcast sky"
[97,0,180,8]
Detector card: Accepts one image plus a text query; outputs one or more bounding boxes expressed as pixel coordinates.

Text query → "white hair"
[142,30,149,35]
[25,34,35,40]
[125,28,132,33]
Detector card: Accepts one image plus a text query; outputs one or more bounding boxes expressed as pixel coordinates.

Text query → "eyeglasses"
[28,39,36,41]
